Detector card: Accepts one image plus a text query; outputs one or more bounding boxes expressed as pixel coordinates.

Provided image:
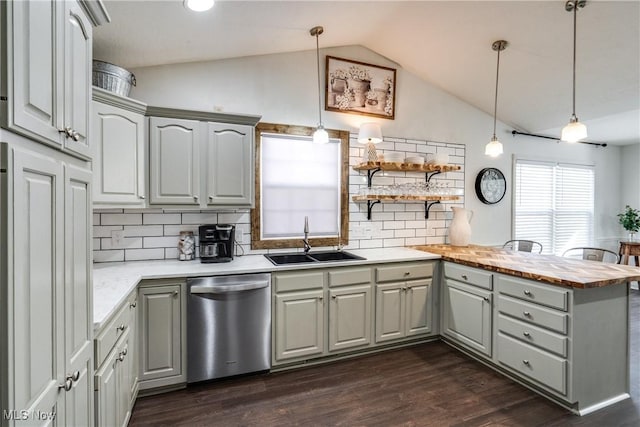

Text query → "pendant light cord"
[315,31,323,127]
[571,4,577,118]
[493,47,501,139]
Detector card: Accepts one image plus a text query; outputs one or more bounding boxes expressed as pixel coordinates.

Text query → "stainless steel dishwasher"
[186,273,271,383]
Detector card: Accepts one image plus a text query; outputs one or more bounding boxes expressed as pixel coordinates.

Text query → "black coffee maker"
[199,224,235,263]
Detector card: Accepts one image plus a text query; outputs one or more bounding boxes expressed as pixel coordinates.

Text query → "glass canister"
[178,231,195,261]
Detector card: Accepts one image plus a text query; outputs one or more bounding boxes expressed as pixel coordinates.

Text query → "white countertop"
[93,247,440,331]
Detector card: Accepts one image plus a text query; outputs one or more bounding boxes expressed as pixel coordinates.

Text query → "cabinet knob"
[139,195,145,200]
[523,290,532,296]
[523,311,531,317]
[130,301,137,308]
[193,196,199,201]
[461,274,468,280]
[118,353,125,362]
[208,196,213,201]
[523,360,530,366]
[331,295,337,299]
[402,287,407,292]
[318,296,323,303]
[71,370,80,382]
[70,129,80,141]
[523,331,531,337]
[482,297,490,302]
[116,324,126,332]
[122,348,128,356]
[173,290,179,297]
[404,271,410,276]
[59,378,73,391]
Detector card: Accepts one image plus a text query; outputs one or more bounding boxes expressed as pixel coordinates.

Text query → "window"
[514,159,594,255]
[251,123,349,250]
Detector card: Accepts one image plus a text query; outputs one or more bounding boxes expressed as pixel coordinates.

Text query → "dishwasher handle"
[190,281,269,294]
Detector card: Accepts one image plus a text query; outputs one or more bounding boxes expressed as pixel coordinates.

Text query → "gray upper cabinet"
[205,123,254,206]
[146,106,261,208]
[1,0,95,159]
[149,116,201,205]
[92,88,147,207]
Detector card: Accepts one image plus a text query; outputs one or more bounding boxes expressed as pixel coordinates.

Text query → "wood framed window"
[251,123,349,250]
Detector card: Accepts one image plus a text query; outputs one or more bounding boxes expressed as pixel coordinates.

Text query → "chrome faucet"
[303,216,311,254]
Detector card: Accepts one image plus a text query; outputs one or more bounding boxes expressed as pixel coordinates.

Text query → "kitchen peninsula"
[414,244,640,415]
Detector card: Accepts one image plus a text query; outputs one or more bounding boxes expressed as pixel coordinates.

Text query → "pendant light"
[183,0,214,12]
[561,0,588,143]
[310,26,328,144]
[485,40,508,157]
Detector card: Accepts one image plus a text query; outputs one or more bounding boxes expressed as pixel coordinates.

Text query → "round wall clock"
[475,168,506,205]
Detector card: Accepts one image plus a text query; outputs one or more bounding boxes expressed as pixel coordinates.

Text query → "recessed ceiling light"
[184,0,214,12]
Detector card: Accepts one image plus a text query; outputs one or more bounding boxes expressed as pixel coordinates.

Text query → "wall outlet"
[111,229,125,247]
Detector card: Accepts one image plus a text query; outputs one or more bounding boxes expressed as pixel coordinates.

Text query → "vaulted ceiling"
[93,0,640,145]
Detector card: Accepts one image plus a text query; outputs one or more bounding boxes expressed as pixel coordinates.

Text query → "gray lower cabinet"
[94,291,138,427]
[442,263,493,358]
[138,280,187,390]
[375,263,435,343]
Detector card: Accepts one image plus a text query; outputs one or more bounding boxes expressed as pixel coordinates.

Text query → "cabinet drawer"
[274,271,324,292]
[376,262,433,283]
[497,333,568,396]
[95,298,131,368]
[498,295,568,334]
[497,276,570,311]
[498,314,568,357]
[443,262,492,290]
[328,267,372,287]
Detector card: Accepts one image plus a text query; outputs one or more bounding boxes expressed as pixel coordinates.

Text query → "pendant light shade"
[485,40,507,157]
[561,0,588,143]
[310,26,328,144]
[183,0,214,12]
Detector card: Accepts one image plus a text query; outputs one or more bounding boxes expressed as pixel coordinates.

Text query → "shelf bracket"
[367,200,381,220]
[425,201,440,219]
[426,170,442,183]
[366,167,382,187]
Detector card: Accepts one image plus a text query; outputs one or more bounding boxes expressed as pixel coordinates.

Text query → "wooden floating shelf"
[352,195,460,202]
[352,162,461,173]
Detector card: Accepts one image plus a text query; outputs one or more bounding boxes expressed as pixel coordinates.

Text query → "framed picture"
[325,56,396,120]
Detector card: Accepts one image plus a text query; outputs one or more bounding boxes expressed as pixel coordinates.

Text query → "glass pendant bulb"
[561,116,588,143]
[184,0,214,12]
[313,125,329,144]
[485,136,503,157]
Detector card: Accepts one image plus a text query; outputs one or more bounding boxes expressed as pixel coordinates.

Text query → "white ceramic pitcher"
[448,207,473,247]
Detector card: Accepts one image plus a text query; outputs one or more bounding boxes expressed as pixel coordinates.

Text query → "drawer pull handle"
[130,301,137,308]
[71,370,80,382]
[482,297,490,302]
[404,272,410,276]
[523,331,531,337]
[461,274,468,280]
[523,311,531,317]
[524,290,532,296]
[523,360,530,366]
[116,324,125,332]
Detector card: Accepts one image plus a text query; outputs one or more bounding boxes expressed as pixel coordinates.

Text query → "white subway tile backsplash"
[143,213,181,225]
[125,248,165,261]
[101,213,142,225]
[92,134,465,263]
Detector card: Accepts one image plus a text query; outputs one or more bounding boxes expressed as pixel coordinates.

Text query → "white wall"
[621,144,640,209]
[129,45,623,249]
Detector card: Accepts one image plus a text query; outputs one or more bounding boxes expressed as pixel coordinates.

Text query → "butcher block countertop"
[413,244,640,289]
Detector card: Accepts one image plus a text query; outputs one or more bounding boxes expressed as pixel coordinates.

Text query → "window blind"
[260,133,341,240]
[514,160,594,255]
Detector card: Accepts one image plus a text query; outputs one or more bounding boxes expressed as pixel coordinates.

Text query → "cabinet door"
[149,117,201,205]
[4,0,64,146]
[92,101,146,205]
[118,335,133,427]
[205,123,253,206]
[62,1,92,158]
[328,285,371,352]
[274,290,324,361]
[443,279,492,357]
[63,165,93,426]
[11,148,65,420]
[138,284,184,386]
[127,297,139,407]
[405,279,433,337]
[375,282,405,343]
[94,348,119,427]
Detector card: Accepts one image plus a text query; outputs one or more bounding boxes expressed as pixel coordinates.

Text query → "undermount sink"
[264,250,365,265]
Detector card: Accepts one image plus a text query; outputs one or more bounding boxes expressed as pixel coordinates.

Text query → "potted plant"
[617,205,640,241]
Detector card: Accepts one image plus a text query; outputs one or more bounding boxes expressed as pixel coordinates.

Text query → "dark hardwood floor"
[130,290,639,426]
